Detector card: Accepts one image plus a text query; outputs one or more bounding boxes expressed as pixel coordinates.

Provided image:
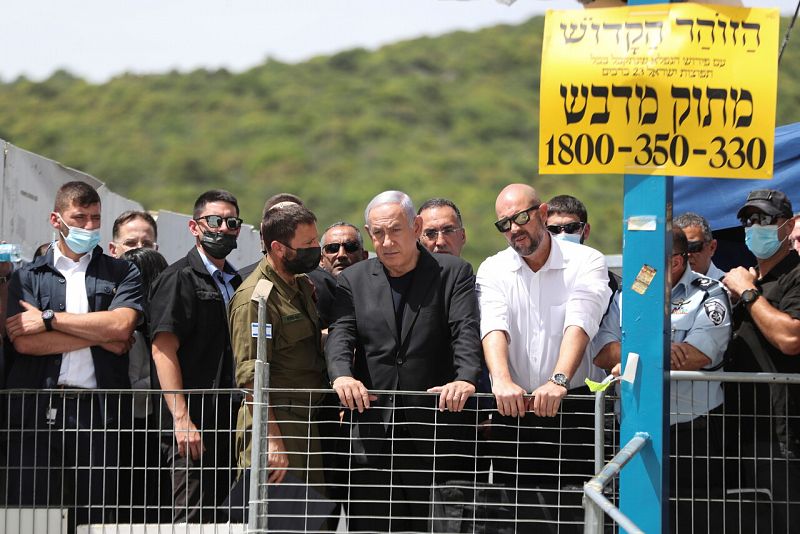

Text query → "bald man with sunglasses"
[476,183,610,528]
[319,222,368,276]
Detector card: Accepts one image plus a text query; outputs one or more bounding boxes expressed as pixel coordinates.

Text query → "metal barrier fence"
[0,387,614,534]
[0,388,247,534]
[584,431,648,534]
[5,372,797,533]
[586,371,800,534]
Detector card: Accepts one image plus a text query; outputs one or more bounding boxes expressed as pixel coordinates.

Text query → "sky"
[1,0,797,83]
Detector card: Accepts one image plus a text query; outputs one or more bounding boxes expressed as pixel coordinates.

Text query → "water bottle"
[0,244,21,263]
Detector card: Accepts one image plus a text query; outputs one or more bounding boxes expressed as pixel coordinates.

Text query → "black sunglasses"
[739,212,778,228]
[686,240,706,253]
[195,215,243,230]
[495,205,541,233]
[546,222,585,235]
[323,241,361,254]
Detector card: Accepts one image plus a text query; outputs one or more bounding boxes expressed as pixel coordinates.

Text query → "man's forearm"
[673,343,712,371]
[554,326,590,378]
[152,343,189,420]
[483,330,513,381]
[749,300,800,355]
[53,309,137,344]
[593,341,621,371]
[13,331,94,356]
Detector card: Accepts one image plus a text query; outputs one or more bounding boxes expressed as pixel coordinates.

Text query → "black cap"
[736,189,793,220]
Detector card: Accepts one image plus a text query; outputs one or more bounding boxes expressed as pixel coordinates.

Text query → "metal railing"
[0,386,608,533]
[583,432,649,534]
[4,372,798,533]
[585,370,800,534]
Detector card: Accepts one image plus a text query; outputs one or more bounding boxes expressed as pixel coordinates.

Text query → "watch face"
[552,373,569,387]
[42,310,54,320]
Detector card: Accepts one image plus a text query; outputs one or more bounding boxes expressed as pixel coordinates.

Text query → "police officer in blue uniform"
[592,227,732,533]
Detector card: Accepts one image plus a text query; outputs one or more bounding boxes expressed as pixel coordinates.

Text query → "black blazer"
[327,245,481,391]
[326,246,482,453]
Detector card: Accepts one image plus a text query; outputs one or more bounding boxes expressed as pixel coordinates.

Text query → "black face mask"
[200,231,238,259]
[284,246,322,275]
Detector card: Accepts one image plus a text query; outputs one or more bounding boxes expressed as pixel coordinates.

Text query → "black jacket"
[4,245,142,428]
[148,247,238,392]
[325,246,482,452]
[5,245,142,390]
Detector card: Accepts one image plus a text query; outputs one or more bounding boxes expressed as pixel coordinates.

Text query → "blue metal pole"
[618,4,674,534]
[619,170,671,533]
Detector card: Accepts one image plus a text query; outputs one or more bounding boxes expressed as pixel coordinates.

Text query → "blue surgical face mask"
[58,214,101,255]
[553,232,582,244]
[745,220,789,259]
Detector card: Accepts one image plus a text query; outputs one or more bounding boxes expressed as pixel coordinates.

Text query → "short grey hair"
[364,191,416,229]
[321,221,364,247]
[674,212,713,242]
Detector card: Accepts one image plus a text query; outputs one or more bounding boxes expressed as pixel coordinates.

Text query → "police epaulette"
[692,275,720,289]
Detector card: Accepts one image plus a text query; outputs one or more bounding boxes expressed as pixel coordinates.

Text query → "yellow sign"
[539,4,778,178]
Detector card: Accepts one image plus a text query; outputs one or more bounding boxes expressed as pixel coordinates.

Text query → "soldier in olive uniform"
[228,203,327,487]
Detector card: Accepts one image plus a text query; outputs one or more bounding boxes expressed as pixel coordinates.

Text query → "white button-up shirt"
[477,239,610,391]
[53,245,97,388]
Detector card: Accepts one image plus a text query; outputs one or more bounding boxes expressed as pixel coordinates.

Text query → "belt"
[54,386,92,400]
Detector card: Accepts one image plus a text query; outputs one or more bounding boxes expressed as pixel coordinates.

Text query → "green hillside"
[1,16,799,266]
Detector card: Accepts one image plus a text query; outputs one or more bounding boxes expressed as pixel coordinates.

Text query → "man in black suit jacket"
[326,190,482,533]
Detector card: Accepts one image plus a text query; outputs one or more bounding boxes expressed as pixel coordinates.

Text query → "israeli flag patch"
[251,323,273,339]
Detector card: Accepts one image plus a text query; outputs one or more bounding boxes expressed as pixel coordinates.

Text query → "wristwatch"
[549,373,570,390]
[740,288,761,306]
[41,309,55,332]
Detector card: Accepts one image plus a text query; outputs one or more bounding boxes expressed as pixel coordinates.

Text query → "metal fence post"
[248,297,270,533]
[584,388,611,534]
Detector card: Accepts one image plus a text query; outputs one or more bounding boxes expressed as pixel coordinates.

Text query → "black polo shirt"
[726,252,800,449]
[148,247,238,392]
[727,252,800,375]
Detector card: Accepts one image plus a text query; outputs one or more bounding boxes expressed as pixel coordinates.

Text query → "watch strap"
[42,310,54,332]
[741,288,761,305]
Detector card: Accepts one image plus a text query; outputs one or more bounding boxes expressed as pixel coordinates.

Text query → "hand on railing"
[267,433,289,484]
[332,376,378,413]
[491,377,530,417]
[173,413,205,460]
[427,380,475,412]
[531,381,567,418]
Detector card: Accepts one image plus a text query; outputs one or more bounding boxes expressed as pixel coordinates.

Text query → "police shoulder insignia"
[704,300,726,326]
[693,276,717,289]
